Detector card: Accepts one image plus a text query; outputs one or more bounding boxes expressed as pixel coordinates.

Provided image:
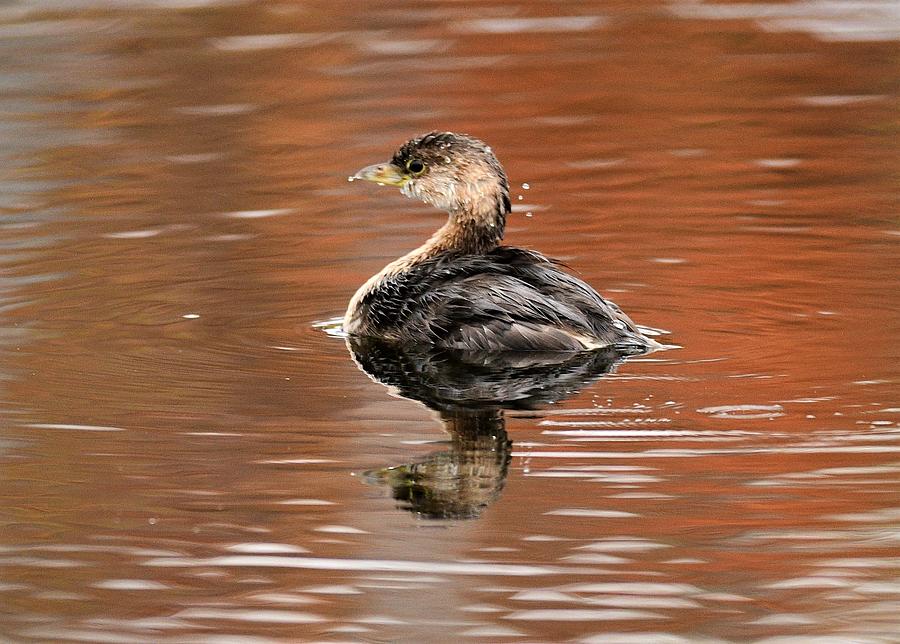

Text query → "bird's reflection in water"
[347,337,644,520]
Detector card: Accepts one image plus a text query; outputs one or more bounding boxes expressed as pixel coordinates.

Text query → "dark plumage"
[345,131,656,352]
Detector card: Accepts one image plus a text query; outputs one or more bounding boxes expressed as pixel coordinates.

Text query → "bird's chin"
[401,181,433,206]
[402,182,457,212]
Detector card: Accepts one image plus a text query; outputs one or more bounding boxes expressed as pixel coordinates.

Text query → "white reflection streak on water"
[512,446,900,458]
[454,16,607,34]
[144,555,572,576]
[668,0,900,42]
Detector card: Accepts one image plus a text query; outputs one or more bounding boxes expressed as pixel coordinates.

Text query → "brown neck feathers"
[428,189,510,255]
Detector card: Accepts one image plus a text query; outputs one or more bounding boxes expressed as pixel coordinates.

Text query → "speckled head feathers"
[390,131,511,217]
[391,132,494,169]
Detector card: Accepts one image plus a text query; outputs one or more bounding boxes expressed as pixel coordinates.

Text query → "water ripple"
[144,555,572,576]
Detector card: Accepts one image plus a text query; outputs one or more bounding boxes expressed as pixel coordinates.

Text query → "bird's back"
[350,247,653,352]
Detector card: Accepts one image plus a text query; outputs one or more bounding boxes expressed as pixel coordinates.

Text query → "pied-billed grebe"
[345,131,656,352]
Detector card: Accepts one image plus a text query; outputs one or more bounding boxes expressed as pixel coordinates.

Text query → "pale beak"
[349,162,408,187]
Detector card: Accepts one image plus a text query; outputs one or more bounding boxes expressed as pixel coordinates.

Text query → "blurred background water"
[0,0,898,642]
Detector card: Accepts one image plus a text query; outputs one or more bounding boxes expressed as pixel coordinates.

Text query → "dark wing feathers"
[361,246,649,351]
[420,274,592,351]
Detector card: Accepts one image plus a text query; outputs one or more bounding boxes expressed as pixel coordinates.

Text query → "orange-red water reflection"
[0,1,897,642]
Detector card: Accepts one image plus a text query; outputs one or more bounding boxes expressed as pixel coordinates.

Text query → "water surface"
[0,1,898,642]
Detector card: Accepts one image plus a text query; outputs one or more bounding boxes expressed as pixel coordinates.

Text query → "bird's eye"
[406,159,426,175]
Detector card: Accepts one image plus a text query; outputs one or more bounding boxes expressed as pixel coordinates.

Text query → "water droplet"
[522,183,530,190]
[182,313,200,319]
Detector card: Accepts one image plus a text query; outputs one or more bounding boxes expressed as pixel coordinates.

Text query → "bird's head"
[350,132,511,218]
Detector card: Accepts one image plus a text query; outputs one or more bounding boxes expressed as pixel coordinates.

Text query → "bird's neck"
[421,200,507,257]
[423,214,502,256]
